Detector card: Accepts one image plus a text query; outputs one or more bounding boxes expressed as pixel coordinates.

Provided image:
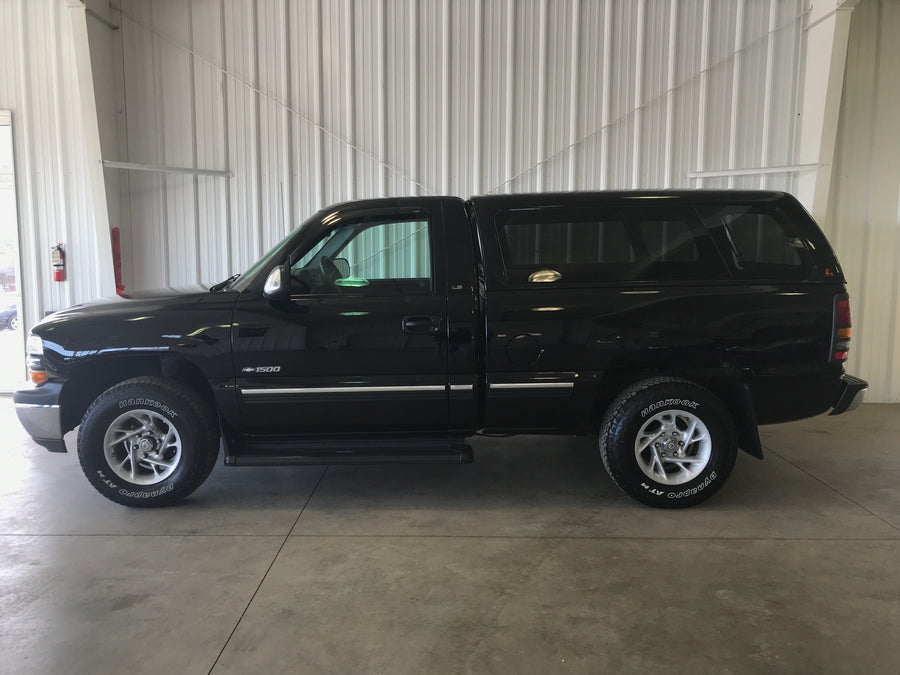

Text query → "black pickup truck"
[15,190,867,508]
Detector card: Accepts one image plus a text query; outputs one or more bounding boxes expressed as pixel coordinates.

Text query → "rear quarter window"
[496,204,728,284]
[695,204,814,280]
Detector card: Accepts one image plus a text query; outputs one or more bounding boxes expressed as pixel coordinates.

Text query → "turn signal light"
[30,370,47,384]
[837,327,851,339]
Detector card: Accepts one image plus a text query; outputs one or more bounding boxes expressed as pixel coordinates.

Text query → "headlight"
[26,334,47,384]
[26,334,44,356]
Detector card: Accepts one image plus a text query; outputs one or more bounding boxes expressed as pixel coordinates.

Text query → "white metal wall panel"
[449,0,480,198]
[0,0,112,328]
[384,0,415,197]
[159,2,200,288]
[480,0,511,194]
[113,0,811,285]
[825,0,900,403]
[190,1,230,287]
[222,0,264,268]
[86,1,124,288]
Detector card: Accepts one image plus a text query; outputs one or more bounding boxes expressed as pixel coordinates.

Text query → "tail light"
[832,294,851,361]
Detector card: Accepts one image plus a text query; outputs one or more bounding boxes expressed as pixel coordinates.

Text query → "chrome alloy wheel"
[103,409,182,485]
[634,409,712,485]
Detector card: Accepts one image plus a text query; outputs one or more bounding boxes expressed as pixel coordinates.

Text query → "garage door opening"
[0,112,24,393]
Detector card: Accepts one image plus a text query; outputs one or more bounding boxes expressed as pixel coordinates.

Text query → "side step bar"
[225,437,474,466]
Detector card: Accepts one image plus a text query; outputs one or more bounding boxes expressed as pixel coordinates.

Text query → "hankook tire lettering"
[641,399,700,418]
[118,398,178,417]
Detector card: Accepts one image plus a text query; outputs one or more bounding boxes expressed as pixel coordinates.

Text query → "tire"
[77,376,220,507]
[599,377,737,508]
[9,317,18,331]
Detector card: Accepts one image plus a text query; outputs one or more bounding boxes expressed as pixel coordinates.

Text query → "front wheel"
[77,377,219,507]
[599,377,737,508]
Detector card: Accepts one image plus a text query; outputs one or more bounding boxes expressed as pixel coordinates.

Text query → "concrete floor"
[1,397,898,674]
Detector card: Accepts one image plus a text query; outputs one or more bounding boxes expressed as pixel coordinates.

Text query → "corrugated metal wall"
[112,0,807,292]
[825,0,900,403]
[0,0,111,327]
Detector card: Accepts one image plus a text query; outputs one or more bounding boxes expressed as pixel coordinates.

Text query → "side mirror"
[263,265,288,301]
[334,257,351,278]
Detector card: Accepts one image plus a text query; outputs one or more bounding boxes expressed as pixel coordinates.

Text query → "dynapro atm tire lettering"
[667,472,717,500]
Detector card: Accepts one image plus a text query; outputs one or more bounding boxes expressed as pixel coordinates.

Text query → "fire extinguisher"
[51,243,65,282]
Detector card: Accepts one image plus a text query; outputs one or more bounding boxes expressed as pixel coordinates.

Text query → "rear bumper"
[828,374,868,416]
[14,382,67,452]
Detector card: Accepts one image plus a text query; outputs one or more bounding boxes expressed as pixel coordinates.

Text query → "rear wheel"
[599,377,737,508]
[77,377,219,507]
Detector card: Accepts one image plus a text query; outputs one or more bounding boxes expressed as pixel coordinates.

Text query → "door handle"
[402,315,441,334]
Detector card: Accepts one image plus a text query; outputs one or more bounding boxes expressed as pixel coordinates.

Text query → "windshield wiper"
[209,274,240,292]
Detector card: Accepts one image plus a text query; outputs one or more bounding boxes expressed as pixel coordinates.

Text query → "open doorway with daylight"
[0,112,24,393]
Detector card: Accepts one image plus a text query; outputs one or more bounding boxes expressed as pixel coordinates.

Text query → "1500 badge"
[241,366,282,374]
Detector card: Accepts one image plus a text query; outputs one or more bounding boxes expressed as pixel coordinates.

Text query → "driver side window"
[291,217,432,294]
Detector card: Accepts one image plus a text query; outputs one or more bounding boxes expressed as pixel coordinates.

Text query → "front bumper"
[14,382,66,452]
[828,374,868,416]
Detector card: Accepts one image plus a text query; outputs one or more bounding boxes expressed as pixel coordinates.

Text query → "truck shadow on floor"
[191,435,613,510]
[187,434,798,515]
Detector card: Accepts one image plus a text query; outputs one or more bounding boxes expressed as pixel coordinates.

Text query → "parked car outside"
[0,303,18,330]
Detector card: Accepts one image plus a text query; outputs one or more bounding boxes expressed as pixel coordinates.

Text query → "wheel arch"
[590,368,762,458]
[59,355,218,435]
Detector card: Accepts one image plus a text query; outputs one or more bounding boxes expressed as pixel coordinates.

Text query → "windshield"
[229,213,320,292]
